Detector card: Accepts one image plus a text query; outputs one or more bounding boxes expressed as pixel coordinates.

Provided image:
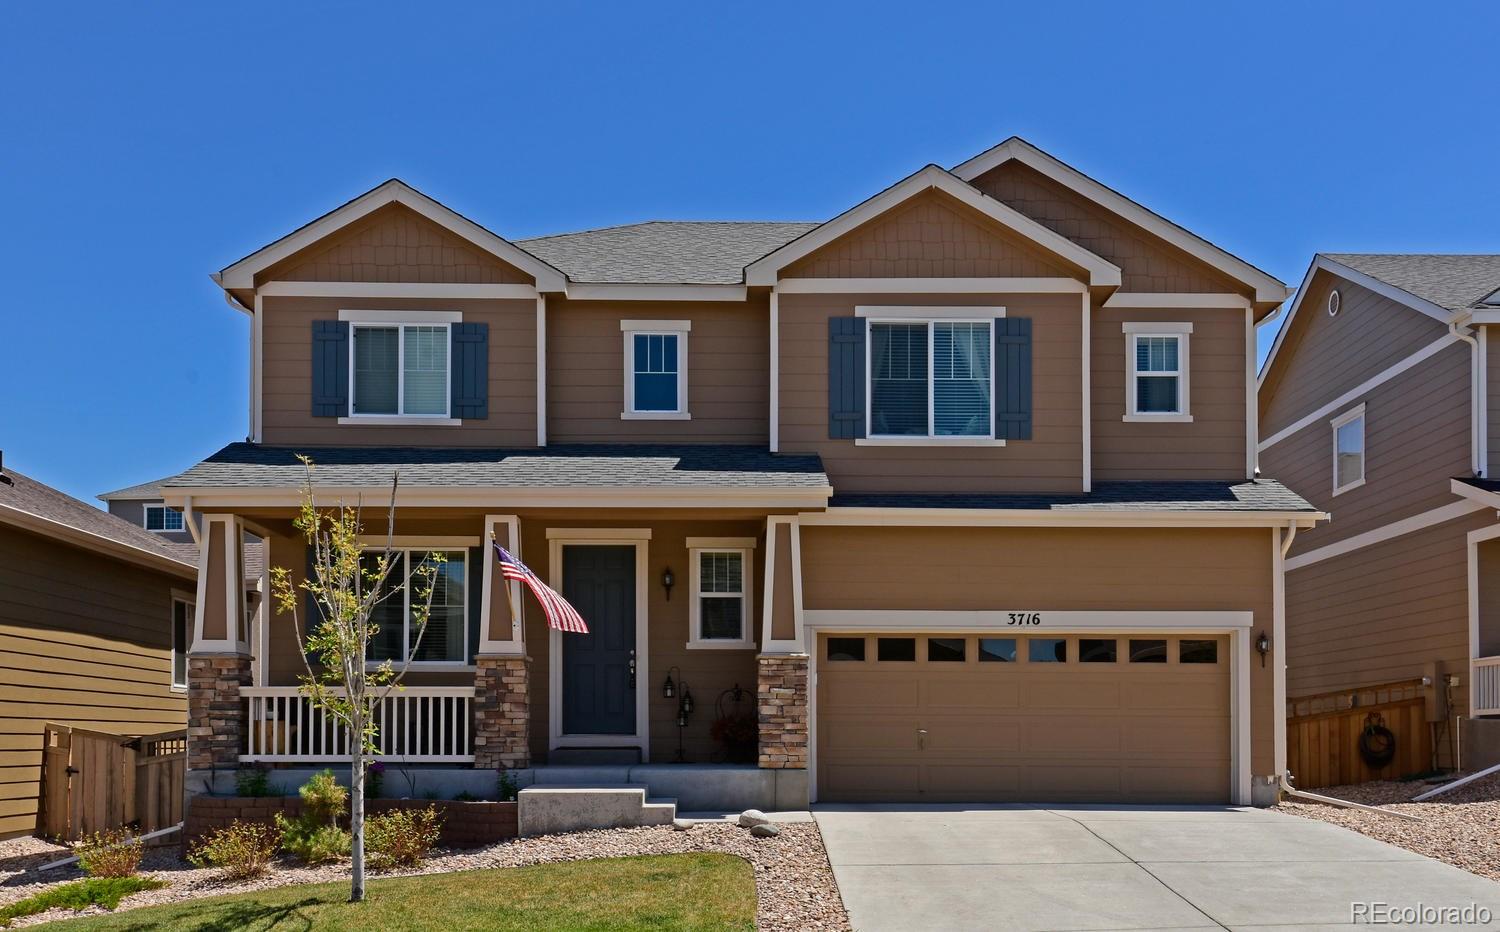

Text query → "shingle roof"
[517,221,819,285]
[1324,254,1500,312]
[98,474,180,501]
[0,468,198,569]
[167,443,830,491]
[829,480,1317,513]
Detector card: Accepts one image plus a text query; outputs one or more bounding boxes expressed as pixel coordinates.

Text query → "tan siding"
[969,161,1247,296]
[800,525,1276,774]
[783,190,1075,280]
[1262,341,1471,556]
[546,298,769,444]
[1478,539,1500,658]
[1260,270,1449,437]
[1092,306,1248,480]
[1486,325,1500,473]
[0,526,187,838]
[259,204,532,285]
[260,295,537,447]
[778,292,1084,493]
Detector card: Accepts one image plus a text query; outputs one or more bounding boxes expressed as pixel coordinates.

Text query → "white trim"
[1258,334,1461,451]
[1246,307,1257,480]
[1125,325,1191,421]
[568,283,746,302]
[801,609,1253,630]
[545,527,653,540]
[143,503,186,534]
[745,165,1121,288]
[338,416,461,427]
[1470,310,1500,325]
[170,592,194,690]
[855,437,1006,447]
[800,507,1324,529]
[356,535,480,547]
[216,179,567,292]
[536,296,548,447]
[1103,293,1252,309]
[951,137,1288,305]
[478,514,524,655]
[1329,403,1367,496]
[621,412,691,421]
[685,536,757,549]
[775,277,1086,295]
[686,545,757,650]
[338,308,462,324]
[252,292,264,443]
[761,516,806,653]
[1481,326,1490,477]
[619,319,693,332]
[1453,477,1500,509]
[547,535,650,758]
[1081,292,1092,493]
[1284,499,1488,572]
[1122,321,1195,335]
[864,315,1000,443]
[1233,627,1252,805]
[1466,524,1500,674]
[856,305,1006,319]
[770,290,780,452]
[262,281,537,299]
[622,326,689,418]
[1273,528,1288,784]
[345,318,455,420]
[163,486,834,510]
[190,514,248,654]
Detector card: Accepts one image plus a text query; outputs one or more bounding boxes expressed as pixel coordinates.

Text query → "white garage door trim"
[804,610,1253,807]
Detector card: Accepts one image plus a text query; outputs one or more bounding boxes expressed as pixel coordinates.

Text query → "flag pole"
[490,530,518,631]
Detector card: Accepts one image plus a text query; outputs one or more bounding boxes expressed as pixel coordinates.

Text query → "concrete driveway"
[814,804,1500,931]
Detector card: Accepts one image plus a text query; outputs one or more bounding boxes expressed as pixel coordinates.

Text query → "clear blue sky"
[3,1,1497,504]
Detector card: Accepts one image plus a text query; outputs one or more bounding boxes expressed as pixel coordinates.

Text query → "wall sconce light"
[662,674,676,699]
[681,686,695,715]
[1256,631,1271,668]
[661,567,675,601]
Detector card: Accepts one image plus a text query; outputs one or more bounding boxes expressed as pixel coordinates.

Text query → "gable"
[258,203,535,286]
[970,160,1248,297]
[783,188,1081,280]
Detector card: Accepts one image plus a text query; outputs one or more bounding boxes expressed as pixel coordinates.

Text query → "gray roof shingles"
[829,480,1317,513]
[1325,254,1500,312]
[0,468,198,566]
[98,474,179,501]
[516,221,819,285]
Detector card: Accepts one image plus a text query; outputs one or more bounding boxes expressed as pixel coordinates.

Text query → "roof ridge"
[517,219,820,243]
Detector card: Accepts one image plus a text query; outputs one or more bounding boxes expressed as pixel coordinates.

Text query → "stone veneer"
[474,655,530,769]
[757,654,809,769]
[187,654,252,770]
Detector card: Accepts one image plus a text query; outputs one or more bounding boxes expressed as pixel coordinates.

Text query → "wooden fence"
[39,725,187,841]
[1286,679,1432,789]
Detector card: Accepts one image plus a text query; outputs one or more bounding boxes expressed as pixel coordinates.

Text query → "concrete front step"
[517,784,679,836]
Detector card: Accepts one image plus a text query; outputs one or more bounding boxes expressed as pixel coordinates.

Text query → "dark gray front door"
[561,545,636,736]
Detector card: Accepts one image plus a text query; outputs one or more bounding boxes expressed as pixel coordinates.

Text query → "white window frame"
[360,546,472,670]
[686,537,756,650]
[170,592,193,690]
[1123,321,1193,423]
[621,320,691,420]
[857,307,1006,447]
[339,309,460,425]
[144,503,185,533]
[1330,403,1367,496]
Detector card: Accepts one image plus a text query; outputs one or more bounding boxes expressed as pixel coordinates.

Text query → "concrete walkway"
[814,804,1500,930]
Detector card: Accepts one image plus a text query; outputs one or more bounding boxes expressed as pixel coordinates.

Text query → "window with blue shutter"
[827,317,867,439]
[310,321,350,417]
[994,317,1032,440]
[450,322,489,419]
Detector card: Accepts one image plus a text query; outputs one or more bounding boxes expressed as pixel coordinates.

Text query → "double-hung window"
[1123,322,1192,421]
[621,320,690,418]
[363,549,468,665]
[686,538,755,649]
[144,504,184,533]
[170,595,192,689]
[1331,404,1366,495]
[344,311,456,420]
[865,312,996,441]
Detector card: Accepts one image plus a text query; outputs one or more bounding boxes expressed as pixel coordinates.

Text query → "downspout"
[1450,319,1483,477]
[181,494,202,547]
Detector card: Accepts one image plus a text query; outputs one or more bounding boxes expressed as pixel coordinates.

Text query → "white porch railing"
[241,686,476,763]
[1473,656,1500,716]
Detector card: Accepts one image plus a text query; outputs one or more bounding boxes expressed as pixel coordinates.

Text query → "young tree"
[270,457,440,903]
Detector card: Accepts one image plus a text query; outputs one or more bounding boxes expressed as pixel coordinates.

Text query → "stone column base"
[187,653,252,771]
[757,654,809,769]
[475,654,531,769]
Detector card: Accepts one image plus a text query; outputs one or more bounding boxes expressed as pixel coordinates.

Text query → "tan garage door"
[816,633,1231,803]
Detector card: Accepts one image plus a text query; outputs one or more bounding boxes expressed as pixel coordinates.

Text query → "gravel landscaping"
[1276,771,1500,881]
[0,821,848,930]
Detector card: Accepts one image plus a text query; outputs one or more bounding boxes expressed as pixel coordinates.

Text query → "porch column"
[474,514,529,768]
[187,515,252,773]
[758,516,808,770]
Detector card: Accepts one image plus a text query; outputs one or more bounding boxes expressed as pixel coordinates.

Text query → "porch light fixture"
[1256,631,1271,667]
[661,567,675,601]
[662,673,676,699]
[681,686,695,715]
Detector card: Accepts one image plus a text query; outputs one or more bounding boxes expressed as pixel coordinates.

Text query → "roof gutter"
[0,502,196,579]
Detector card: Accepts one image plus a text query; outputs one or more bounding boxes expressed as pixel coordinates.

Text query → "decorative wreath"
[1357,712,1397,769]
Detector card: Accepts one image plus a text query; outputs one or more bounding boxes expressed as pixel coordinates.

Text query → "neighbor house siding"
[1486,325,1500,474]
[106,500,196,546]
[0,525,187,838]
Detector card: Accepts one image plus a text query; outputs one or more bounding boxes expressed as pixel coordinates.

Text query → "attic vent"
[1327,289,1341,317]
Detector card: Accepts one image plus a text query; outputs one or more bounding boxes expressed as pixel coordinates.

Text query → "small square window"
[144,505,184,533]
[1028,638,1067,663]
[1079,639,1117,663]
[1129,639,1167,663]
[877,637,916,662]
[978,638,1017,663]
[827,637,865,662]
[927,638,965,662]
[350,322,451,418]
[1180,639,1219,664]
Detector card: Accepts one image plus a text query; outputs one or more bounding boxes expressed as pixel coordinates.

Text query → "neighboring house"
[99,476,198,550]
[171,136,1319,807]
[0,464,197,838]
[1258,254,1500,769]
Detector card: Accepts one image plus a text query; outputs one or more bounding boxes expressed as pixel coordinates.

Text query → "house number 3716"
[1007,612,1042,626]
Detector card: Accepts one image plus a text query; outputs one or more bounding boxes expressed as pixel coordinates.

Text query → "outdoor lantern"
[662,674,676,699]
[681,687,695,715]
[661,567,675,600]
[1256,631,1271,667]
[676,707,689,728]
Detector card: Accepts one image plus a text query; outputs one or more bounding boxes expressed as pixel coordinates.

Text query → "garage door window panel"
[978,638,1017,663]
[1079,639,1118,663]
[877,637,916,662]
[827,637,867,662]
[1028,638,1067,663]
[1179,639,1219,664]
[1129,639,1167,663]
[927,637,966,662]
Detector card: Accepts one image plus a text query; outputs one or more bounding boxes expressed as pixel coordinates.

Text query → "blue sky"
[2,1,1497,504]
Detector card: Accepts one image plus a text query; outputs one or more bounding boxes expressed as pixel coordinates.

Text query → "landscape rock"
[750,823,781,838]
[671,818,693,831]
[737,808,770,827]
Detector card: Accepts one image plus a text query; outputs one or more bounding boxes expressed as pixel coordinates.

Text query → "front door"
[560,545,637,736]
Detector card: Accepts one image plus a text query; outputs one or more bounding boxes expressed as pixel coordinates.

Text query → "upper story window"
[1331,404,1366,495]
[351,323,450,418]
[687,537,755,649]
[865,312,996,443]
[363,548,469,665]
[621,320,690,420]
[1123,322,1193,423]
[144,503,184,533]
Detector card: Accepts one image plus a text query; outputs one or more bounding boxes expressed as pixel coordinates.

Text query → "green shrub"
[452,790,478,802]
[0,877,164,926]
[188,820,279,879]
[497,769,519,802]
[276,769,351,864]
[366,805,443,869]
[75,827,142,879]
[299,769,348,824]
[235,767,275,798]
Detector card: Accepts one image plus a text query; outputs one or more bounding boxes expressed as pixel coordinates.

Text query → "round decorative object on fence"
[1357,712,1397,769]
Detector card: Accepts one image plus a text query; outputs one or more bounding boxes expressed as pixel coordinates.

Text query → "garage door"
[816,633,1231,803]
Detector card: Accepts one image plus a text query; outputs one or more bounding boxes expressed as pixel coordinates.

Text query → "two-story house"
[171,137,1318,808]
[1259,254,1500,772]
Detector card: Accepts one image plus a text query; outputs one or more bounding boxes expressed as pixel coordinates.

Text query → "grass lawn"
[41,853,756,931]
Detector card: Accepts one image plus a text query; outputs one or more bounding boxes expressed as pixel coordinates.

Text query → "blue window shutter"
[828,317,867,439]
[467,546,484,663]
[450,323,489,419]
[994,317,1032,440]
[311,321,349,417]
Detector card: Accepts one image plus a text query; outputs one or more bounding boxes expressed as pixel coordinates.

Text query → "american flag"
[492,542,589,634]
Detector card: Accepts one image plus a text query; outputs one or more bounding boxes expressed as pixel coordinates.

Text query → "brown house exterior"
[1258,254,1500,769]
[0,468,196,838]
[175,137,1316,807]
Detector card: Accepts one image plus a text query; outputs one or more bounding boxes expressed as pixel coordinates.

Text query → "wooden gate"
[1286,680,1432,789]
[39,725,187,841]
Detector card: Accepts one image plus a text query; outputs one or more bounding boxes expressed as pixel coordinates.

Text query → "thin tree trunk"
[350,711,366,903]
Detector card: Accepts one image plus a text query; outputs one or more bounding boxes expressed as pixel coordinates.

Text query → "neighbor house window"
[171,596,192,689]
[1123,322,1192,421]
[1331,404,1366,495]
[621,320,690,418]
[867,317,993,439]
[363,549,467,664]
[349,322,451,417]
[687,538,754,648]
[144,504,184,533]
